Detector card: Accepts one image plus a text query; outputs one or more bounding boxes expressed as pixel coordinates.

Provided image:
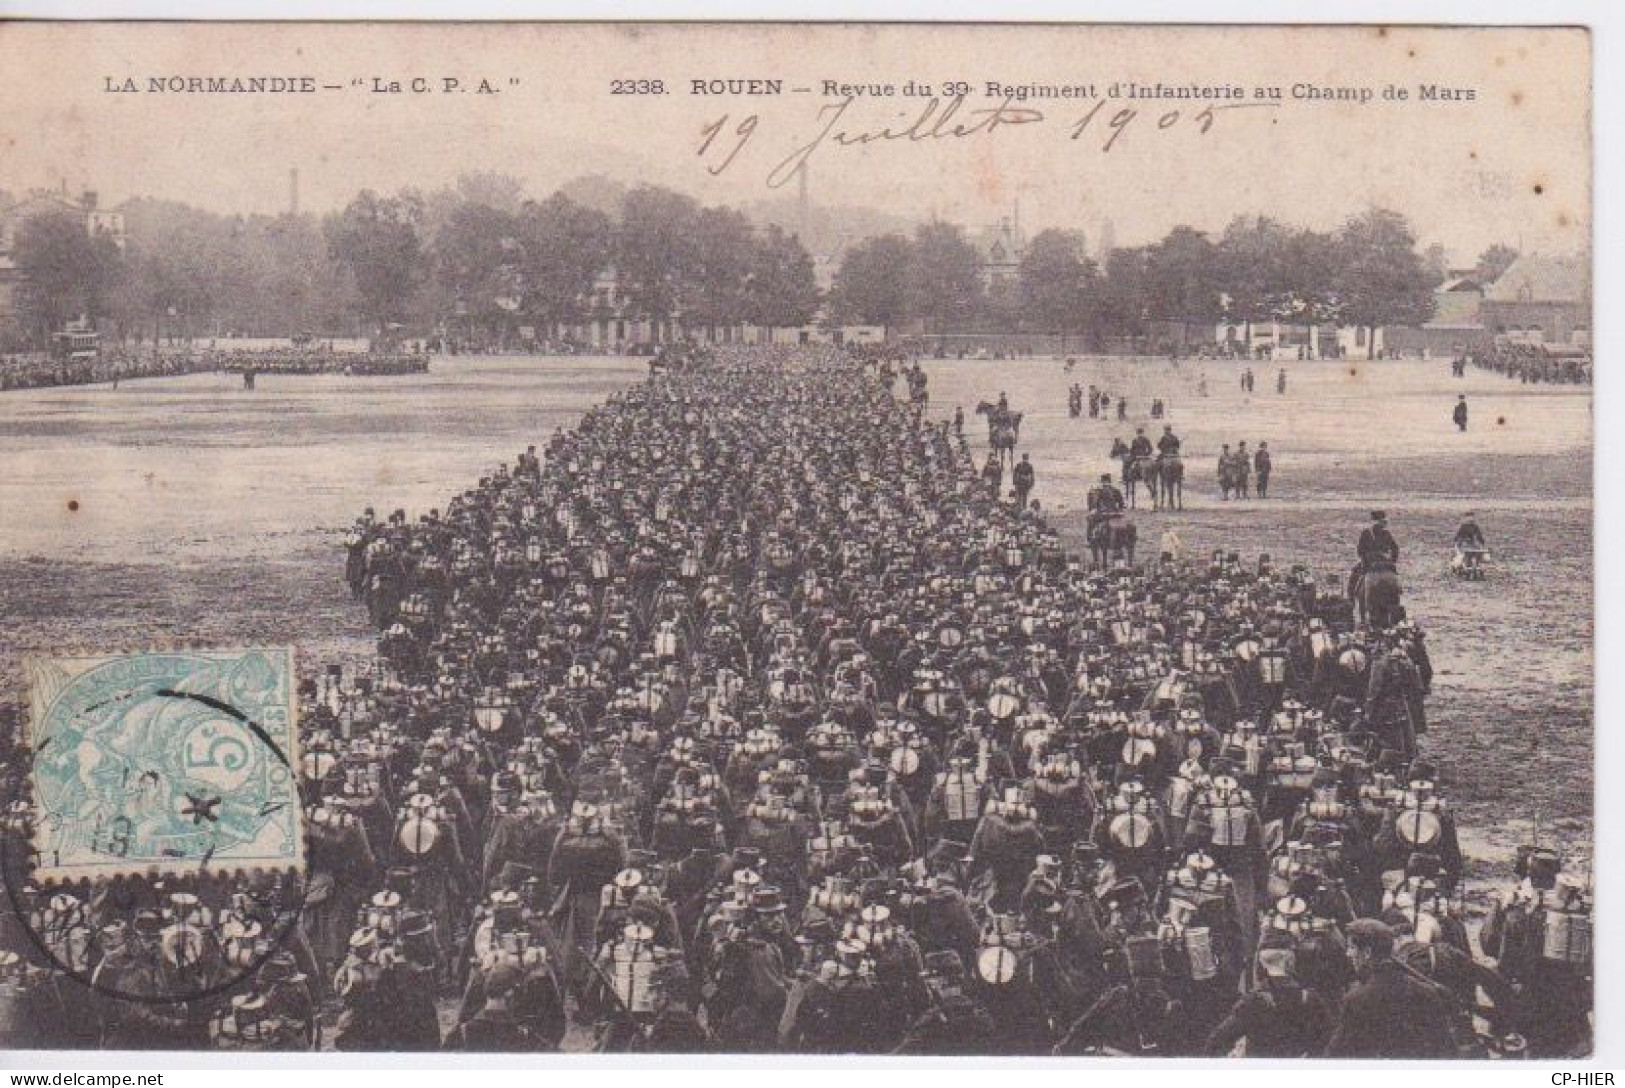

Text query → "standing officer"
[1452,395,1468,432]
[1012,454,1036,509]
[1253,443,1272,499]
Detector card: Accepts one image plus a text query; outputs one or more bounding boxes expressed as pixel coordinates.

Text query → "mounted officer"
[1349,511,1400,603]
[1086,474,1125,541]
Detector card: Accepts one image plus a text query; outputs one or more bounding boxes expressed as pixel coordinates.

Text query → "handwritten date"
[698,94,1277,188]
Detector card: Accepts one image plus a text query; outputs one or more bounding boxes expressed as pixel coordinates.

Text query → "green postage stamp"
[22,648,304,882]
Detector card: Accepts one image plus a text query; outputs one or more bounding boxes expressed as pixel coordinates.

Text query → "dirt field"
[0,353,1594,891]
[923,354,1594,886]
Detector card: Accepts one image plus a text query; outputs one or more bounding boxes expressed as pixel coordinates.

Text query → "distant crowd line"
[0,348,429,390]
[1460,342,1591,386]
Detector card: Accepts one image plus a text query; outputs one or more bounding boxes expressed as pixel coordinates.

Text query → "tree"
[908,221,984,335]
[247,212,363,337]
[1331,208,1437,359]
[1017,229,1097,345]
[743,225,820,328]
[1474,243,1520,285]
[108,199,222,341]
[324,191,425,333]
[1218,215,1294,335]
[684,206,756,334]
[451,171,526,215]
[828,233,914,333]
[1098,246,1152,337]
[516,193,613,334]
[1277,228,1342,345]
[615,185,700,334]
[433,202,522,340]
[557,174,629,217]
[13,209,122,342]
[1143,225,1224,326]
[1422,243,1449,287]
[110,199,361,340]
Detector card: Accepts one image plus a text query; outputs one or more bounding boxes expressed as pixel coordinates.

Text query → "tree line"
[830,211,1515,348]
[3,173,1518,352]
[3,172,821,350]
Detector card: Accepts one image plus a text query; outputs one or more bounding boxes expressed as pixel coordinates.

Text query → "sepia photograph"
[0,20,1595,1062]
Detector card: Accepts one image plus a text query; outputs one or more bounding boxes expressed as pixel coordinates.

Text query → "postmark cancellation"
[21,648,303,883]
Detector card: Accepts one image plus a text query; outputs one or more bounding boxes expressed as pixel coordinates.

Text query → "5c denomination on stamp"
[22,648,304,882]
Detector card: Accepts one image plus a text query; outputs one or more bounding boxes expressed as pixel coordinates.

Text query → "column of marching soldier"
[0,344,1592,1056]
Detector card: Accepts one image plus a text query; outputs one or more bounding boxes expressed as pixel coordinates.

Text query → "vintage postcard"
[0,21,1592,1059]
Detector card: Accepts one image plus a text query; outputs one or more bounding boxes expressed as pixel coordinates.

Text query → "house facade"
[1477,253,1590,346]
[0,189,127,346]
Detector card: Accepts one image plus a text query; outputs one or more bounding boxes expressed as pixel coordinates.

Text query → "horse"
[1350,565,1403,630]
[1366,646,1426,758]
[1122,456,1148,510]
[1108,438,1147,509]
[976,401,1023,466]
[1089,515,1137,568]
[1152,454,1184,511]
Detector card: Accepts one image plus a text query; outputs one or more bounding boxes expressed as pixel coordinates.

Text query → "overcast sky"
[0,23,1590,265]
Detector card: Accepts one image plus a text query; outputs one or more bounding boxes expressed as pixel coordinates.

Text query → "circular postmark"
[2,650,309,1006]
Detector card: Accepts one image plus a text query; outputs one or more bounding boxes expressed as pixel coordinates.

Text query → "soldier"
[1205,946,1333,1057]
[891,950,998,1054]
[1235,441,1252,499]
[778,942,886,1053]
[1157,425,1181,458]
[1086,474,1125,542]
[548,802,630,987]
[87,915,208,1049]
[1053,933,1187,1056]
[1324,918,1457,1058]
[1351,511,1400,599]
[1480,849,1593,1057]
[332,929,396,1051]
[982,453,1003,497]
[216,951,318,1051]
[1012,454,1035,509]
[968,793,1047,914]
[1253,442,1272,498]
[1452,394,1468,432]
[443,962,533,1050]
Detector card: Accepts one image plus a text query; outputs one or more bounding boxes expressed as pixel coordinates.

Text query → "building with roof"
[1383,274,1488,357]
[974,216,1027,290]
[0,187,127,346]
[1478,253,1590,347]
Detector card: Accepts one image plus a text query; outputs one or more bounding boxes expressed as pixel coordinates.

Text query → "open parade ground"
[0,351,1592,902]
